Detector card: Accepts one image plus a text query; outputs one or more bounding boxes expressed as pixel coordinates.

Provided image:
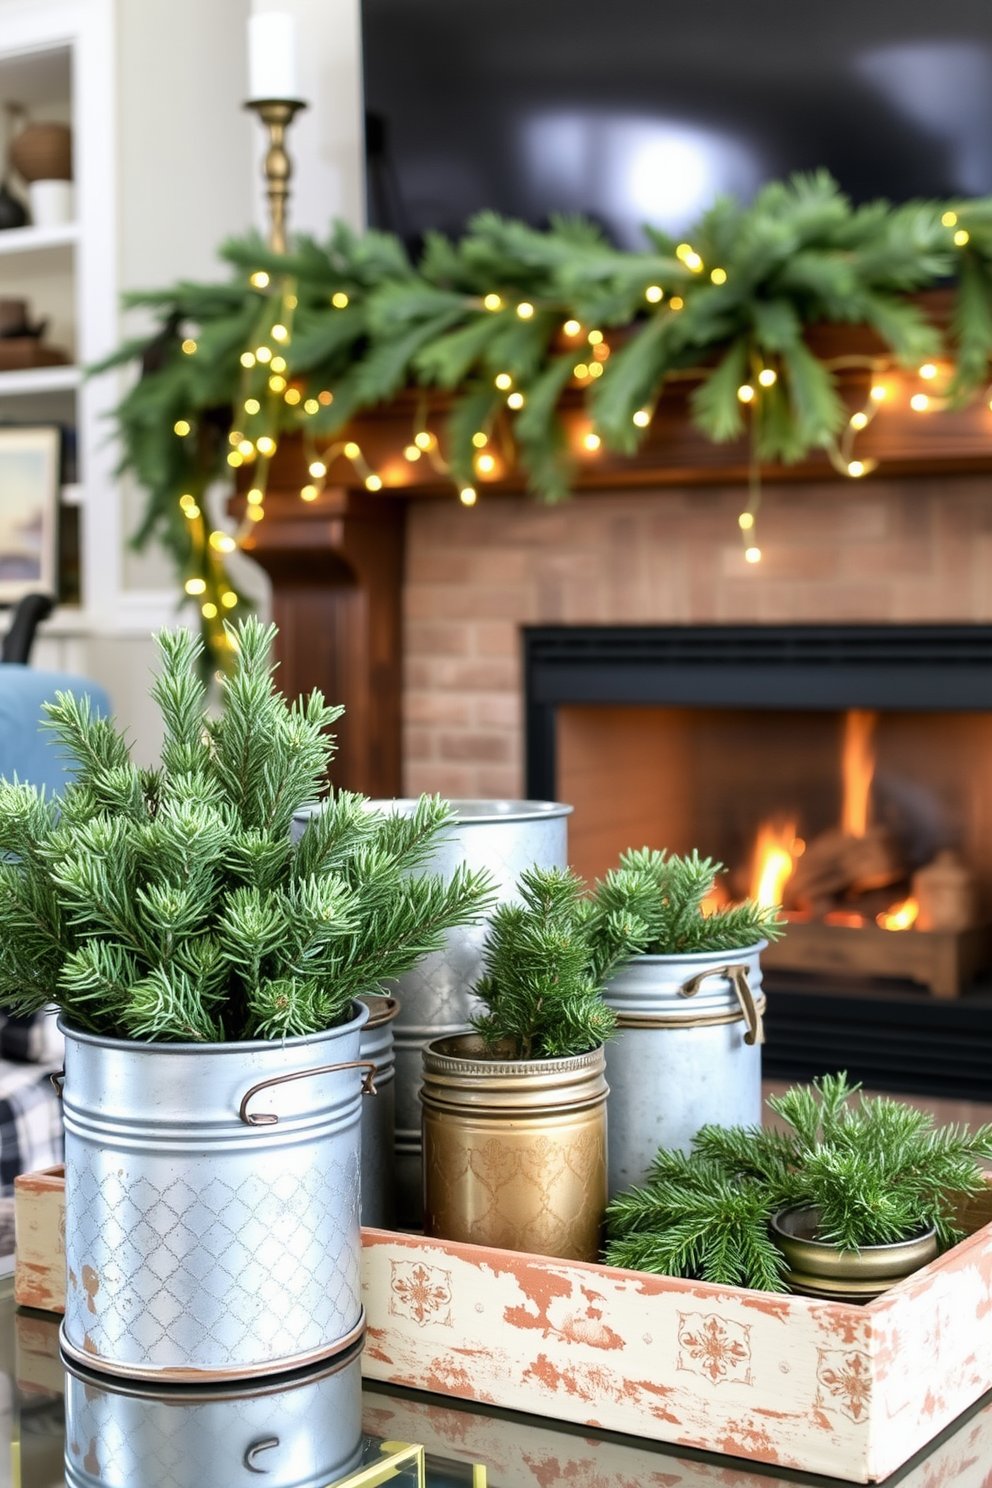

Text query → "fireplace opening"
[524,624,992,1099]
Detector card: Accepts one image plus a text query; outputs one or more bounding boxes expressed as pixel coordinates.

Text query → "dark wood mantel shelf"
[235,366,992,796]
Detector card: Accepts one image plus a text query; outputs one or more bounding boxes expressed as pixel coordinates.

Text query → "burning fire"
[751,821,801,909]
[841,709,877,838]
[877,897,919,931]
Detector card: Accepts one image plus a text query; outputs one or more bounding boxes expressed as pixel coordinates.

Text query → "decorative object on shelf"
[0,617,492,1379]
[0,426,59,601]
[9,122,71,184]
[96,174,992,672]
[63,1334,366,1488]
[358,993,398,1229]
[594,848,781,1195]
[28,179,72,228]
[0,295,67,370]
[245,11,306,258]
[605,1073,992,1295]
[295,798,570,1226]
[422,866,643,1261]
[0,180,26,231]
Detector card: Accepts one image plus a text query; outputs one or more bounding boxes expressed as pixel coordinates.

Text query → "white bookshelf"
[0,220,78,256]
[0,363,80,395]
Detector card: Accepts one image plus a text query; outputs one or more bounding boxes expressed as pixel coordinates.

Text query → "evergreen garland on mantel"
[98,173,992,670]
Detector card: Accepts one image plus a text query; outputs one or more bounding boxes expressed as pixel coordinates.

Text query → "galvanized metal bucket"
[293,798,571,1225]
[59,1004,374,1382]
[358,995,398,1229]
[63,1332,365,1488]
[421,1033,607,1262]
[603,943,766,1197]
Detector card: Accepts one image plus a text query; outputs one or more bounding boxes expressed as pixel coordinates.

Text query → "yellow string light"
[185,578,206,595]
[954,229,970,246]
[222,591,239,608]
[583,432,601,451]
[942,211,958,227]
[181,339,197,354]
[365,474,383,491]
[303,398,319,414]
[269,374,287,393]
[848,460,866,478]
[309,460,327,477]
[850,411,868,430]
[256,346,272,363]
[710,267,727,284]
[244,399,260,415]
[483,293,502,311]
[179,493,196,512]
[632,409,651,427]
[471,432,488,447]
[476,452,496,473]
[404,445,421,461]
[246,502,264,521]
[745,546,762,563]
[202,602,218,619]
[209,531,237,553]
[227,451,243,467]
[507,391,525,408]
[758,368,777,387]
[256,436,277,456]
[285,293,298,309]
[669,296,684,310]
[574,364,590,379]
[250,270,270,288]
[588,330,604,345]
[459,487,477,505]
[563,319,581,335]
[237,439,255,456]
[332,291,349,308]
[301,484,319,500]
[240,352,255,368]
[343,442,361,459]
[271,323,288,341]
[284,387,301,405]
[270,356,287,373]
[587,363,603,379]
[870,384,887,402]
[494,373,513,390]
[737,384,755,403]
[919,363,938,380]
[910,393,930,411]
[645,285,663,303]
[516,301,535,318]
[738,512,755,530]
[414,430,435,450]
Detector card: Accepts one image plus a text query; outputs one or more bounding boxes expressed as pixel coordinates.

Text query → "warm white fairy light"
[471,431,488,447]
[309,460,326,477]
[237,439,254,457]
[271,356,287,373]
[517,301,535,319]
[737,384,755,403]
[414,430,435,450]
[942,211,958,227]
[669,296,684,310]
[365,474,383,490]
[739,512,755,530]
[332,291,349,308]
[588,330,604,345]
[507,391,525,408]
[910,393,930,412]
[271,324,288,341]
[476,452,496,473]
[587,363,603,379]
[256,435,277,456]
[460,486,477,505]
[269,374,286,392]
[209,531,237,553]
[301,484,318,501]
[202,602,218,619]
[850,411,868,430]
[848,460,866,477]
[404,445,420,461]
[563,319,582,336]
[185,577,206,595]
[632,409,651,427]
[174,419,190,436]
[710,267,727,284]
[303,398,319,414]
[954,229,970,246]
[182,339,197,355]
[745,546,762,563]
[583,432,601,451]
[240,352,255,368]
[244,399,260,415]
[919,363,938,380]
[284,387,301,405]
[250,270,270,288]
[645,285,663,303]
[343,441,361,459]
[758,368,777,387]
[495,373,513,390]
[574,364,590,379]
[222,591,239,609]
[483,293,502,311]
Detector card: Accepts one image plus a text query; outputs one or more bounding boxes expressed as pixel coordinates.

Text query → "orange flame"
[876,897,919,931]
[751,820,798,909]
[841,709,877,839]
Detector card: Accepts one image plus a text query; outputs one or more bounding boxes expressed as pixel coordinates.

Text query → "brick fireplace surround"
[402,474,992,799]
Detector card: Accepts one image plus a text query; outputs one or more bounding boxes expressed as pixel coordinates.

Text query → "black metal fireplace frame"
[521,623,992,1101]
[523,624,992,800]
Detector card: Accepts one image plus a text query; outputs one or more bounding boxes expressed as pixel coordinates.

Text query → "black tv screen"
[361,0,992,247]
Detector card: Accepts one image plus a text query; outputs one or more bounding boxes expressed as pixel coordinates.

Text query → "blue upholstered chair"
[0,664,111,796]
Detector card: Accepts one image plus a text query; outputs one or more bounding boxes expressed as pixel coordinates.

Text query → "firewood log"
[787,825,905,908]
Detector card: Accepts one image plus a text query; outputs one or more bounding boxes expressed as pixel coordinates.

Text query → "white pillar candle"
[248,12,300,101]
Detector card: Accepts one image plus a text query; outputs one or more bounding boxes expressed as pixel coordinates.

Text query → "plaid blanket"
[0,1012,64,1195]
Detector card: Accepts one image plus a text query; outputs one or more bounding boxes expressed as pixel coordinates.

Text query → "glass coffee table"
[4,1269,991,1487]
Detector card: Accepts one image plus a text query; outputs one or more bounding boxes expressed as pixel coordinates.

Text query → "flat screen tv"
[361,0,992,247]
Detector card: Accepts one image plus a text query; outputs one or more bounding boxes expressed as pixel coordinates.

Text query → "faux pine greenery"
[0,618,493,1043]
[590,847,783,960]
[605,1074,992,1291]
[471,866,644,1059]
[100,173,992,670]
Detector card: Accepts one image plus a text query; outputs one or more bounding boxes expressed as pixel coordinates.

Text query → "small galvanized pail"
[63,1332,365,1488]
[358,995,398,1228]
[604,943,766,1197]
[421,1033,607,1262]
[59,1004,374,1383]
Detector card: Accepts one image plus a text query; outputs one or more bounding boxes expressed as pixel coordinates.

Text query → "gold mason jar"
[421,1034,608,1262]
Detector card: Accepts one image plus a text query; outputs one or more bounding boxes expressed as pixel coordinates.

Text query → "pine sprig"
[606,1073,992,1289]
[0,617,494,1043]
[471,866,643,1060]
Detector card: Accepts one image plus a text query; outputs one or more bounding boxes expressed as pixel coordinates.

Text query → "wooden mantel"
[236,368,992,796]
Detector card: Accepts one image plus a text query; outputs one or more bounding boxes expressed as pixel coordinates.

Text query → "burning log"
[785,825,905,911]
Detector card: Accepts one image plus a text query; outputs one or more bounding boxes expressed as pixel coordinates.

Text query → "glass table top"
[3,1270,992,1488]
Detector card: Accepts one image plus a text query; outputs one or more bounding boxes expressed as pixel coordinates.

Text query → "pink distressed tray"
[361,1189,992,1484]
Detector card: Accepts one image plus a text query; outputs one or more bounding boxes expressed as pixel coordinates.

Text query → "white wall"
[249,0,365,237]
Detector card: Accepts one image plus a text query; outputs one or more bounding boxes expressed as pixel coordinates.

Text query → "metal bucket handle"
[679,963,765,1046]
[245,1436,279,1471]
[239,1060,378,1126]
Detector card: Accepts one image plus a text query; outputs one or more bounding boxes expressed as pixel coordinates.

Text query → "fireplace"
[523,624,992,1100]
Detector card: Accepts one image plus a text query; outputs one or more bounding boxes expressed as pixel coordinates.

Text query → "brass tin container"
[771,1205,939,1302]
[421,1034,608,1262]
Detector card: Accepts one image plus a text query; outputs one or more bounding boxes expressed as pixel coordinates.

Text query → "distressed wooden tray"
[16,1168,992,1481]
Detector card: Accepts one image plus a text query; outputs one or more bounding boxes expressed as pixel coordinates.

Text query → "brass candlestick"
[245,99,307,253]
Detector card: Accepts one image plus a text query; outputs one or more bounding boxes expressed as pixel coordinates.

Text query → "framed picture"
[0,426,59,602]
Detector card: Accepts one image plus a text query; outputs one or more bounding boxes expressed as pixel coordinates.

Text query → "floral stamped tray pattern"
[361,1214,992,1483]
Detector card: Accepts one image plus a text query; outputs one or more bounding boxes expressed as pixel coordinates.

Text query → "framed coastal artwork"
[0,426,59,601]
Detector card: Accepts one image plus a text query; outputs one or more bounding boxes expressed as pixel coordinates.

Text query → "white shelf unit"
[0,363,80,395]
[0,220,78,255]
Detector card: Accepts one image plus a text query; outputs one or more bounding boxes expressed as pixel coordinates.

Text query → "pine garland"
[0,618,493,1043]
[588,847,783,961]
[98,174,992,672]
[605,1074,992,1290]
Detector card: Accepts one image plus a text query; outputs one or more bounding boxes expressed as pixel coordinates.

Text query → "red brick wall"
[403,476,992,797]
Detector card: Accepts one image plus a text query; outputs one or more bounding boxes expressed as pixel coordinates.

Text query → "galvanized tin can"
[63,1333,365,1488]
[603,944,766,1197]
[358,995,398,1229]
[59,1004,373,1382]
[293,799,571,1226]
[421,1033,607,1262]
